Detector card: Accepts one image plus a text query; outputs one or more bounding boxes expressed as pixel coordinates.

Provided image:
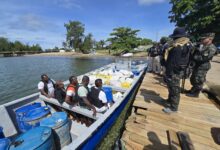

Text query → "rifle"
[181,61,195,93]
[181,43,196,93]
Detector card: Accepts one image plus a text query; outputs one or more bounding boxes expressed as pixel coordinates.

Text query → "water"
[0,56,113,105]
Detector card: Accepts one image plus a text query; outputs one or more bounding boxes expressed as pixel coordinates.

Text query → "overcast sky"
[0,0,175,49]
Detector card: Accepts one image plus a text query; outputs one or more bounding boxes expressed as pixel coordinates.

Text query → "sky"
[0,0,175,49]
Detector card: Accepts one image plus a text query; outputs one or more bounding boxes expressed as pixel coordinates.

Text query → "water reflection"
[0,56,113,104]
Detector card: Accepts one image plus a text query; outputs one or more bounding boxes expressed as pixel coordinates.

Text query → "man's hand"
[92,108,97,117]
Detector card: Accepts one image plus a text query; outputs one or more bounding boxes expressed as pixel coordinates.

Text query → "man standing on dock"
[186,33,217,97]
[162,27,192,113]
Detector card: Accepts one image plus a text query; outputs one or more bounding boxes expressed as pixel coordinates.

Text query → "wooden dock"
[121,73,220,150]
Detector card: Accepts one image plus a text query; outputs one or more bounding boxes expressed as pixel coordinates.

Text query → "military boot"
[186,90,200,98]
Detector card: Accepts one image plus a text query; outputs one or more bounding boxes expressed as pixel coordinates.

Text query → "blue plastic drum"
[40,112,71,149]
[9,126,55,150]
[102,87,113,102]
[21,106,50,132]
[0,138,10,150]
[0,126,4,139]
[15,102,41,132]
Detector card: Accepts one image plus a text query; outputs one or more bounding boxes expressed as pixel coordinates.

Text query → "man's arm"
[39,89,50,98]
[82,97,96,116]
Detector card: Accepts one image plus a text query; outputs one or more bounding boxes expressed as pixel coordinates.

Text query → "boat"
[0,59,147,150]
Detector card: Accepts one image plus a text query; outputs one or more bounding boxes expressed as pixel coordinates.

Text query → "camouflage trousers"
[190,68,209,92]
[167,74,181,110]
[190,63,211,91]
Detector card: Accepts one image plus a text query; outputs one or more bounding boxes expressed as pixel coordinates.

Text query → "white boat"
[0,61,147,150]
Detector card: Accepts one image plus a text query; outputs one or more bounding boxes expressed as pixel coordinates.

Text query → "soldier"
[186,33,217,97]
[162,27,192,113]
[147,43,161,74]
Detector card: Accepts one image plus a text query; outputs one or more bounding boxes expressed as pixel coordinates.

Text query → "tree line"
[0,37,42,52]
[64,21,153,55]
[169,0,220,45]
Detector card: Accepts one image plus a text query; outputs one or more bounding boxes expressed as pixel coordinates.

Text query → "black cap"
[169,27,188,39]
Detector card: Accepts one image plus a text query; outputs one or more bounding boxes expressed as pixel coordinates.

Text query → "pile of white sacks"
[88,68,134,89]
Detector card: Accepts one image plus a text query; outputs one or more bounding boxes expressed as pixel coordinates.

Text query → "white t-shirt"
[38,80,54,97]
[99,90,107,103]
[78,86,89,97]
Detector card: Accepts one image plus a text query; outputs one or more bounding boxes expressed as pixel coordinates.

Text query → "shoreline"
[25,51,148,58]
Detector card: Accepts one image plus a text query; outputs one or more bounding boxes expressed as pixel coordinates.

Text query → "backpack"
[173,43,193,72]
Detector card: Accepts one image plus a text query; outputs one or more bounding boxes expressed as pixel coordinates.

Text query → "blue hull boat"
[0,62,147,150]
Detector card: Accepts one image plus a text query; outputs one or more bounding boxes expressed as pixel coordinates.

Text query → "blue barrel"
[40,112,71,149]
[15,102,41,132]
[131,61,140,76]
[0,138,10,150]
[9,126,55,150]
[102,87,113,102]
[0,126,4,139]
[21,106,50,132]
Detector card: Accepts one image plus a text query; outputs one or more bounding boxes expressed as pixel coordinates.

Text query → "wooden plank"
[177,131,195,150]
[121,73,220,150]
[133,100,220,117]
[136,110,220,131]
[135,93,218,109]
[167,130,181,150]
[126,121,218,150]
[135,104,220,124]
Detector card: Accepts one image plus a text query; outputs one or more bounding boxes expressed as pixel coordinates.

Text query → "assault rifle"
[180,43,197,93]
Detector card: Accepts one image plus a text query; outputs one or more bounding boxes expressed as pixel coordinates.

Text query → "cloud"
[9,14,58,32]
[138,0,167,5]
[53,0,82,9]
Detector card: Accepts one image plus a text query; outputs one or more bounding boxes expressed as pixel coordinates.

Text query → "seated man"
[65,75,79,105]
[54,80,66,104]
[38,74,55,98]
[89,79,108,113]
[77,75,96,116]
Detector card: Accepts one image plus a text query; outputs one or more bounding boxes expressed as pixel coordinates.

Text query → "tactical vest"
[89,87,104,108]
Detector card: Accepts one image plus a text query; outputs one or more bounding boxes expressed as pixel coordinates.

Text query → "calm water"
[0,56,113,104]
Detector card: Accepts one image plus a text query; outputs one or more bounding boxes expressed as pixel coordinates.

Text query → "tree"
[64,21,85,51]
[0,37,9,51]
[96,40,105,50]
[14,41,25,51]
[107,27,140,54]
[139,38,153,45]
[169,0,220,45]
[81,33,93,53]
[62,42,67,50]
[30,44,42,52]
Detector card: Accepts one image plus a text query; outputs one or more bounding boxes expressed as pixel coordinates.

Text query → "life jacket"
[66,84,79,103]
[43,79,55,94]
[89,87,104,108]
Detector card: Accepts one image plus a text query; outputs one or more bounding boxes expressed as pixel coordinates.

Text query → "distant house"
[59,50,65,53]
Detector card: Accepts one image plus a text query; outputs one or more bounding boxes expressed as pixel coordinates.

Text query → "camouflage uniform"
[190,44,217,93]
